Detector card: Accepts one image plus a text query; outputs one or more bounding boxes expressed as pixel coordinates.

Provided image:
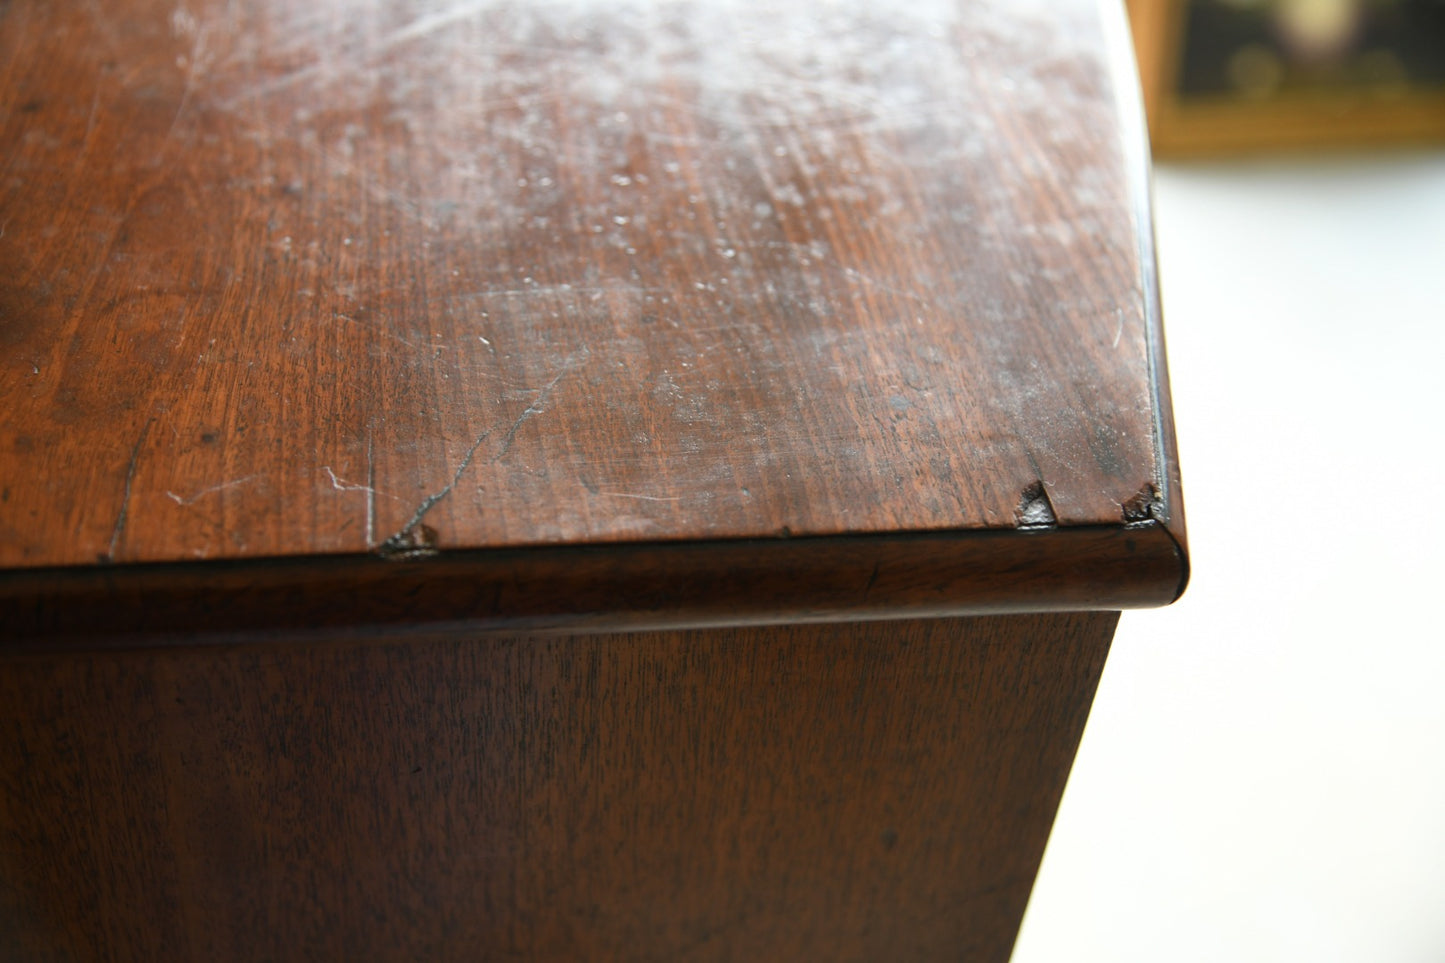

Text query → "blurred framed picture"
[1126,0,1445,155]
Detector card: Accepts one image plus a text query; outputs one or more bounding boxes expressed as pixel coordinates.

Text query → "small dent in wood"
[1014,482,1057,530]
[376,524,440,562]
[1121,483,1165,525]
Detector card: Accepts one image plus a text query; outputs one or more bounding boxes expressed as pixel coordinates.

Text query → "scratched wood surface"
[0,0,1184,578]
[0,5,1180,957]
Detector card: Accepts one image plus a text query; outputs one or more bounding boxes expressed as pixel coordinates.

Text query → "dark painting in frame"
[1127,0,1445,155]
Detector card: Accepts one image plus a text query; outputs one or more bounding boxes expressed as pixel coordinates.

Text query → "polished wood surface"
[0,0,1184,599]
[1,614,1115,962]
[3,526,1181,647]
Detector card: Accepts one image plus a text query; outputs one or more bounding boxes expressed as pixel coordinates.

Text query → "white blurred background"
[1013,152,1445,962]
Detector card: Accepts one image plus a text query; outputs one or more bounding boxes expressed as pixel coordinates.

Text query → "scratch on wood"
[377,349,587,559]
[456,284,673,300]
[320,452,387,547]
[81,83,102,150]
[222,1,489,106]
[165,474,259,506]
[107,421,152,562]
[322,465,375,493]
[159,24,208,156]
[595,492,681,502]
[366,434,376,548]
[335,312,422,349]
[221,60,329,107]
[380,1,491,52]
[494,348,589,462]
[378,428,492,558]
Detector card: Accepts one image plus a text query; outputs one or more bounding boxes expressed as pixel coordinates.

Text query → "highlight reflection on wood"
[0,1,1185,959]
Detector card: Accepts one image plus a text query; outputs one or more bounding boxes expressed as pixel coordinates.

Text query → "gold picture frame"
[1126,0,1445,156]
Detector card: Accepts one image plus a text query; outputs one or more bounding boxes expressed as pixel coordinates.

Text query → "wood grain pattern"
[0,5,1183,958]
[0,0,1183,579]
[0,613,1115,962]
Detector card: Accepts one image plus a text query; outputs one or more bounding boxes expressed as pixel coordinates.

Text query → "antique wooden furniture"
[0,1,1186,960]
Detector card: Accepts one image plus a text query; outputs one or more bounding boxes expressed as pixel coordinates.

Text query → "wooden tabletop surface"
[0,0,1185,635]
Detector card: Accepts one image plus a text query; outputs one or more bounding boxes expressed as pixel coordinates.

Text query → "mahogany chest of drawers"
[1,1,1186,959]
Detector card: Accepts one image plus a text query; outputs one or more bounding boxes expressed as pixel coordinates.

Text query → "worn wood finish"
[0,2,1185,961]
[0,0,1183,583]
[0,614,1115,963]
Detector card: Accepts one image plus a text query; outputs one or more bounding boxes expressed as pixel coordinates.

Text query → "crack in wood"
[105,420,153,563]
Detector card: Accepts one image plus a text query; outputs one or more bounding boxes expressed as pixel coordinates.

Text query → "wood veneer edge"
[0,521,1185,650]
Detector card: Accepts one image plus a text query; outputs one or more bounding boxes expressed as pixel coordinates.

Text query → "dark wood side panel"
[0,613,1115,962]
